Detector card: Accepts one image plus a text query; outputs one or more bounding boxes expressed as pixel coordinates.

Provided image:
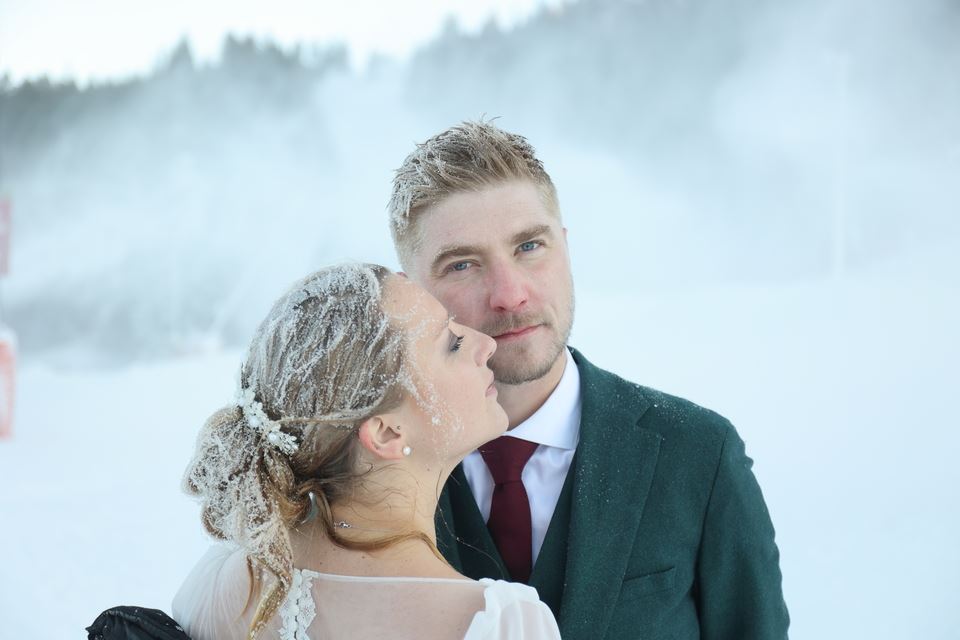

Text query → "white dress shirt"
[462,348,582,565]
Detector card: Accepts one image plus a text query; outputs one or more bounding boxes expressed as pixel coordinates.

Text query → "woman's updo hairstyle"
[183,264,427,638]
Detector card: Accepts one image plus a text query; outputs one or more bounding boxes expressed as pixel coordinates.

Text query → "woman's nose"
[476,330,497,366]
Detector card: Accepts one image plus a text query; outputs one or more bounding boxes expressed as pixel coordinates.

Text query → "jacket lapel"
[559,349,662,640]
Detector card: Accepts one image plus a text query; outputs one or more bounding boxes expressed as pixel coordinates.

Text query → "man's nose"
[487,264,528,313]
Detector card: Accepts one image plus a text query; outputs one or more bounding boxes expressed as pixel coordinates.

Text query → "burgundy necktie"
[479,436,539,583]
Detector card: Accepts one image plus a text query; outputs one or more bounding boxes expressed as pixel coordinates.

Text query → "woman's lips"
[486,372,497,396]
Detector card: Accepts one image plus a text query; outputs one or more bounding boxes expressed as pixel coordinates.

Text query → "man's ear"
[357,415,406,460]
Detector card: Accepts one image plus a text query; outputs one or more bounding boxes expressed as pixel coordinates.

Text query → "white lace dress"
[172,546,561,640]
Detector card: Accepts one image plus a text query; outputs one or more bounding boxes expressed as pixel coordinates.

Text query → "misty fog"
[3,0,956,362]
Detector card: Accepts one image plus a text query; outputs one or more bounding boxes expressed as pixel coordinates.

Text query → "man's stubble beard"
[487,289,575,386]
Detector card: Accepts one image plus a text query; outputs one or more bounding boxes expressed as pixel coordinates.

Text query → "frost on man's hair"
[387,120,559,269]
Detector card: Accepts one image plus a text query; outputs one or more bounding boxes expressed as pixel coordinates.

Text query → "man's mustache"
[482,315,549,338]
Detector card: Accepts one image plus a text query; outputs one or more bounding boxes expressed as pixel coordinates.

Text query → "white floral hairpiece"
[236,386,299,455]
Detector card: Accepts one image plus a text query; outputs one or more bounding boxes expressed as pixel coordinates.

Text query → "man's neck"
[497,351,568,428]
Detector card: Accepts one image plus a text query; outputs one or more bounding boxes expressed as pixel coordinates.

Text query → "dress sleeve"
[469,580,561,640]
[171,544,254,640]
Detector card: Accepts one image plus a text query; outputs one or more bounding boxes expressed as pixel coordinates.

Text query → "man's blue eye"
[452,262,469,271]
[520,241,538,252]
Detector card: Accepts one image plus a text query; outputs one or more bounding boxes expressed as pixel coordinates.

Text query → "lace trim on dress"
[278,568,319,640]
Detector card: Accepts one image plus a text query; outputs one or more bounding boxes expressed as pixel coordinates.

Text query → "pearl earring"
[402,445,412,457]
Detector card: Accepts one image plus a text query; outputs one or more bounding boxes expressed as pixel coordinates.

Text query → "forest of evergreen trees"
[0,0,783,180]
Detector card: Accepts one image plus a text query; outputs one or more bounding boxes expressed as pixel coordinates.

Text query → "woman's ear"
[357,415,407,460]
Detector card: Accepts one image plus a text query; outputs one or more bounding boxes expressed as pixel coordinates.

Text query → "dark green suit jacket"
[436,348,789,639]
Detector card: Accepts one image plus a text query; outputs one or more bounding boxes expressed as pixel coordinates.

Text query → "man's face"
[406,180,574,385]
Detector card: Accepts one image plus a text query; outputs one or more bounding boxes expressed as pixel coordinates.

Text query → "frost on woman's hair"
[182,264,412,586]
[242,264,398,420]
[183,262,472,599]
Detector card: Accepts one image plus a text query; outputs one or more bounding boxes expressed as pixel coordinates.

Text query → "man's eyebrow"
[510,224,553,246]
[430,244,484,274]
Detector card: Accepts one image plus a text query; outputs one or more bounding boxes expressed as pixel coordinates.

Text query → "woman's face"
[382,275,508,462]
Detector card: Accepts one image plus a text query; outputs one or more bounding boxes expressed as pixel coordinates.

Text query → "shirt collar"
[506,348,581,450]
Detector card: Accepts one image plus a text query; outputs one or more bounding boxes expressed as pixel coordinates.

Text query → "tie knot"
[479,436,539,484]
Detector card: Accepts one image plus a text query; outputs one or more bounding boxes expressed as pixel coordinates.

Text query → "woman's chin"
[495,409,509,434]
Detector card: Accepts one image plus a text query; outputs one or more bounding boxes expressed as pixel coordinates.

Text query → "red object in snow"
[0,335,13,439]
[0,197,14,437]
[0,198,10,276]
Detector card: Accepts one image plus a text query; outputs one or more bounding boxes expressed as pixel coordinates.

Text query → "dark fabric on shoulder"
[86,606,192,640]
[567,347,789,640]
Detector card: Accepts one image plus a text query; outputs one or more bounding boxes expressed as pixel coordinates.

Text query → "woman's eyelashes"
[450,333,464,352]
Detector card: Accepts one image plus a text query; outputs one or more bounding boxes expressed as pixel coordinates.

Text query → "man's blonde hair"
[388,120,559,269]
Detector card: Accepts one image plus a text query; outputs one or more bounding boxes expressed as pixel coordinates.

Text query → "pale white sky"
[0,0,564,83]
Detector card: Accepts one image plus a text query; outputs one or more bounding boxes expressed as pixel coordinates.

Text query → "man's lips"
[492,325,540,340]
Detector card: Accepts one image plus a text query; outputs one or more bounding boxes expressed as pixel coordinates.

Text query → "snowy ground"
[1,274,958,639]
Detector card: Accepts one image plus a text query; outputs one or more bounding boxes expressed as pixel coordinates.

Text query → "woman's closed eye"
[450,333,464,352]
